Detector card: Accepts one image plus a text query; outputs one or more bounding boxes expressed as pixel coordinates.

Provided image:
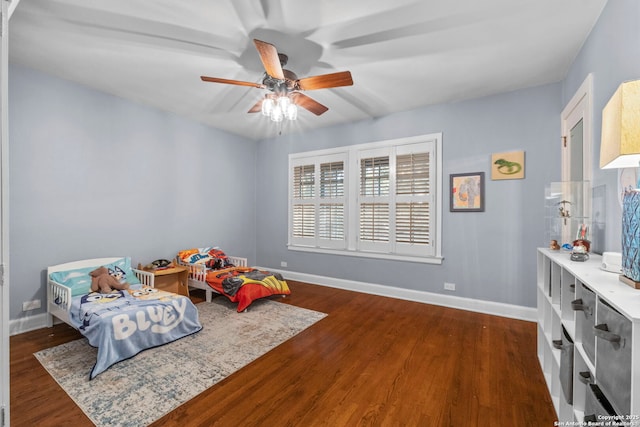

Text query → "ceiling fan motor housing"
[263,69,298,95]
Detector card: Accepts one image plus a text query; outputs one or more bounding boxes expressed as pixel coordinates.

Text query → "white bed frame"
[176,255,247,303]
[46,257,154,328]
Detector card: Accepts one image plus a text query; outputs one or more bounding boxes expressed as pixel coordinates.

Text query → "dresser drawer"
[558,326,574,404]
[595,299,632,416]
[584,383,617,422]
[572,283,596,365]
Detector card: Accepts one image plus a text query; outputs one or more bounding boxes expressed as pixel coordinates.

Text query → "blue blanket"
[68,286,202,379]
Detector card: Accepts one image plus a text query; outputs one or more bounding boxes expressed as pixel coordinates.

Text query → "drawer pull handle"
[570,284,575,293]
[578,371,592,384]
[593,324,621,343]
[571,298,592,315]
[552,339,562,349]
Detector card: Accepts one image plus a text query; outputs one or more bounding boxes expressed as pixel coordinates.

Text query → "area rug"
[34,298,327,427]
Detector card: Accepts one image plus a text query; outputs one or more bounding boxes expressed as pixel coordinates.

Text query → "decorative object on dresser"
[537,249,639,422]
[620,190,640,288]
[570,245,589,262]
[599,79,640,288]
[544,181,591,257]
[570,225,591,262]
[601,252,623,274]
[573,223,591,253]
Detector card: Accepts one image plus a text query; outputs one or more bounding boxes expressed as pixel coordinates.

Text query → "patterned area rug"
[34,298,327,427]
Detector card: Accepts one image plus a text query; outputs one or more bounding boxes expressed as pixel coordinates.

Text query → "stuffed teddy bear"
[89,266,130,294]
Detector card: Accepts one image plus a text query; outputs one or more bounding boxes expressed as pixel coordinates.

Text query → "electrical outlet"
[22,299,41,311]
[444,282,456,291]
[280,261,288,267]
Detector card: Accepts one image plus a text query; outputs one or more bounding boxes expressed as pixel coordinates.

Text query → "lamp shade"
[600,79,640,169]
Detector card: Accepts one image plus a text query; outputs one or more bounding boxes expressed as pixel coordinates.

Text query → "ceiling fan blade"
[248,99,263,113]
[253,39,285,80]
[297,71,353,91]
[290,92,329,116]
[200,76,265,89]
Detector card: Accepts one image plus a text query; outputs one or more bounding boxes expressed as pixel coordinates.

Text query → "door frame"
[1,1,13,424]
[561,73,593,222]
[0,0,7,420]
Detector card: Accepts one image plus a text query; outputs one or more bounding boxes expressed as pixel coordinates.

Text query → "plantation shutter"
[358,151,391,252]
[290,154,347,249]
[318,160,346,248]
[359,203,389,242]
[395,203,429,244]
[289,134,440,261]
[394,145,433,256]
[291,163,315,245]
[396,152,430,245]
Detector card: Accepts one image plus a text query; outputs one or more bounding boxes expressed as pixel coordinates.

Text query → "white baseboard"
[10,312,52,336]
[10,269,536,335]
[265,267,537,322]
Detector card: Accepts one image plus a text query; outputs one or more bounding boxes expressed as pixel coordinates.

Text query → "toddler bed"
[176,247,290,312]
[47,257,202,379]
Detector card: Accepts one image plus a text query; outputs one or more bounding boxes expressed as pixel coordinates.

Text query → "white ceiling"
[8,0,607,141]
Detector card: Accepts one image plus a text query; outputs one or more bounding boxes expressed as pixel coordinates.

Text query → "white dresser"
[537,248,640,423]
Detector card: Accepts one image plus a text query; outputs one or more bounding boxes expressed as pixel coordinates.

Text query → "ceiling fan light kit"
[201,39,353,124]
[261,95,298,122]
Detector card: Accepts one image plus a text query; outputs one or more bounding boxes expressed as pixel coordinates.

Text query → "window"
[396,152,430,244]
[290,153,347,249]
[288,133,442,263]
[319,161,345,241]
[292,164,315,239]
[359,154,390,245]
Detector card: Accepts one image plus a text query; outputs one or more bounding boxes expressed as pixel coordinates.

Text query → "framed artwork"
[491,151,525,180]
[450,172,485,212]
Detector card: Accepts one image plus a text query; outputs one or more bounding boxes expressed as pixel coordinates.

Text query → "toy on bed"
[47,257,202,379]
[90,266,130,293]
[176,247,290,312]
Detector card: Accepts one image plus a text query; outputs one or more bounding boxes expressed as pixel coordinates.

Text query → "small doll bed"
[47,257,202,379]
[176,247,290,312]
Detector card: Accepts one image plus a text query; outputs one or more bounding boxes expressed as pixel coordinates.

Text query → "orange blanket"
[205,267,290,312]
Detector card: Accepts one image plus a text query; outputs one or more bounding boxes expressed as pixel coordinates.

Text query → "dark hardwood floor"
[10,281,557,426]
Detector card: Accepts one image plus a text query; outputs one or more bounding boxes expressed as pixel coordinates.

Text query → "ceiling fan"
[200,39,353,121]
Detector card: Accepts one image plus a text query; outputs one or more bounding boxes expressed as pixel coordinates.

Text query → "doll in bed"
[90,266,130,293]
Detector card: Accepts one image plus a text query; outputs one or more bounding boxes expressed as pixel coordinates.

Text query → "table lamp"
[600,79,640,288]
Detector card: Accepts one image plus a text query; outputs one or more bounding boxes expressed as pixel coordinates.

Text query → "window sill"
[287,245,444,265]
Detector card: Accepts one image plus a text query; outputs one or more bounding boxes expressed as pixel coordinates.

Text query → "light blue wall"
[9,64,257,319]
[9,0,638,320]
[254,0,640,309]
[562,0,640,252]
[255,83,561,308]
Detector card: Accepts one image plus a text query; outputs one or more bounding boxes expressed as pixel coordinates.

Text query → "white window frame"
[288,133,443,264]
[289,153,348,250]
